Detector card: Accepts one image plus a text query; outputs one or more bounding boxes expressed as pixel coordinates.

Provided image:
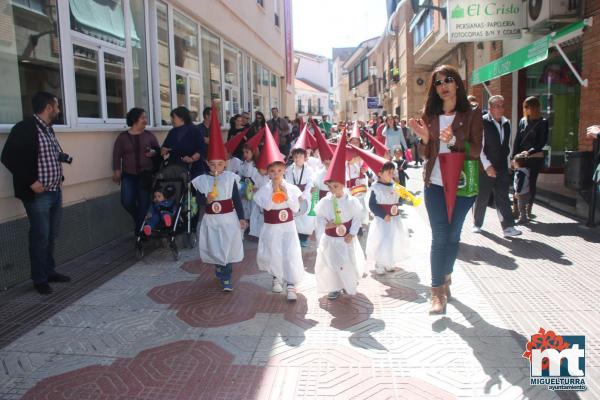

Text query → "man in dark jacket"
[1,92,71,294]
[472,95,522,238]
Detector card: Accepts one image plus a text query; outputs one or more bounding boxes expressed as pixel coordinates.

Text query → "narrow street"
[0,168,597,399]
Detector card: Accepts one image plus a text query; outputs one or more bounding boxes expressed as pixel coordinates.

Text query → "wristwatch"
[448,135,457,147]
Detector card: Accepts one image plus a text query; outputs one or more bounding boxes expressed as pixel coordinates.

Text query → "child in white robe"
[366,161,409,275]
[285,148,315,247]
[192,109,247,291]
[253,126,305,302]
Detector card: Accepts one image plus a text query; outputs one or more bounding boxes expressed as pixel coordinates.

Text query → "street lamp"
[410,0,447,19]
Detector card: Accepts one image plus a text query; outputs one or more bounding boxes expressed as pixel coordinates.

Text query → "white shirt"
[429,114,455,186]
[480,116,510,170]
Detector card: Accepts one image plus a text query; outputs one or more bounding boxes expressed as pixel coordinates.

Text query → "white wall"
[295,55,330,93]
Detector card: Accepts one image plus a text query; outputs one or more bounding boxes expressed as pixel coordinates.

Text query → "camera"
[58,152,73,164]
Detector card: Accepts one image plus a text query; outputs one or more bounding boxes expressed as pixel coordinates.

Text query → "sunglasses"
[434,76,455,86]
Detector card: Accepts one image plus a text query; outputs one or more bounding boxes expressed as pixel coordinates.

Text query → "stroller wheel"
[186,232,197,248]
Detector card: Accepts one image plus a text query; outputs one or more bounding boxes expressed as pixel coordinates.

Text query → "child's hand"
[514,193,520,199]
[310,186,317,193]
[206,192,216,203]
[344,234,353,244]
[384,215,391,222]
[239,219,248,230]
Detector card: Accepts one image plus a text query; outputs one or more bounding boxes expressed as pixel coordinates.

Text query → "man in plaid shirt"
[1,92,71,294]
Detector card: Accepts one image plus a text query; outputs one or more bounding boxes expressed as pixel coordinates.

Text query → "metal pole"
[587,137,599,228]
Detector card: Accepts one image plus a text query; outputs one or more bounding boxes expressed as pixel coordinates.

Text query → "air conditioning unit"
[526,0,581,31]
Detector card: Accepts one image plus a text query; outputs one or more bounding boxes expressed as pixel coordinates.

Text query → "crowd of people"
[3,64,599,314]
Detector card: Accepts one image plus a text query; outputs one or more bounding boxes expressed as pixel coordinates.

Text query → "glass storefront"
[525,46,582,168]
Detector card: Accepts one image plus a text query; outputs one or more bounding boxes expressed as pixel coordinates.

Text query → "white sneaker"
[375,265,386,275]
[286,285,297,302]
[472,226,482,233]
[385,265,396,272]
[272,278,283,293]
[503,227,522,237]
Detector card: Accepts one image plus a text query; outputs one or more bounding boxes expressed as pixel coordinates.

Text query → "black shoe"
[34,282,53,295]
[48,273,71,283]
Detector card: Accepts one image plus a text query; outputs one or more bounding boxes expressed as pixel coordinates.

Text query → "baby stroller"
[135,163,198,261]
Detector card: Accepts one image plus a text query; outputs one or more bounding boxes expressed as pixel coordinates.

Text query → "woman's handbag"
[405,148,413,163]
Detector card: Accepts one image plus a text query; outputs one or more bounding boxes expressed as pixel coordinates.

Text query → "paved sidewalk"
[0,167,598,399]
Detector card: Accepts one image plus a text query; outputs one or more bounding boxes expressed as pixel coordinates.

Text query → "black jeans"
[472,170,515,229]
[22,191,62,284]
[527,158,544,205]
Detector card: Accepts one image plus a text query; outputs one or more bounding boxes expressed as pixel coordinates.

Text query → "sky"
[292,0,388,58]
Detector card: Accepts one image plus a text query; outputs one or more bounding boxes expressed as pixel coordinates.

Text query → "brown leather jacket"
[418,108,483,185]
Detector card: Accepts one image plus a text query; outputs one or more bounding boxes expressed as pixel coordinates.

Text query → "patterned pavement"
[0,167,598,399]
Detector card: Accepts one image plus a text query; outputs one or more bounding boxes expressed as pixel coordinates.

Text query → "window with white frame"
[413,10,433,48]
[223,43,242,123]
[173,10,201,122]
[252,60,262,114]
[156,1,171,125]
[270,73,280,111]
[69,0,136,123]
[261,66,270,115]
[201,28,222,114]
[274,0,280,27]
[0,0,65,125]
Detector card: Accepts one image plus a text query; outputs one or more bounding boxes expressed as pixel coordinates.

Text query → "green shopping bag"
[456,141,479,197]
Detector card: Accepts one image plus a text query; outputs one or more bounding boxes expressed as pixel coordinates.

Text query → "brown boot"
[444,274,452,301]
[429,286,447,315]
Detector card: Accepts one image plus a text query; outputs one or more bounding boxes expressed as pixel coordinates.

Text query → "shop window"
[0,0,65,125]
[201,28,221,111]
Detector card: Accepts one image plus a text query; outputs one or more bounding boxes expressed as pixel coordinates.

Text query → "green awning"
[69,0,140,46]
[471,20,591,85]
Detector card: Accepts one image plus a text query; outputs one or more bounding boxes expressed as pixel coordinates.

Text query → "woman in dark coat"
[511,96,549,218]
[161,106,207,179]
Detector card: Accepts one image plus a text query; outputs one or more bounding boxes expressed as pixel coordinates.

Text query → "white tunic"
[346,161,369,225]
[365,181,409,268]
[253,181,305,284]
[226,157,243,174]
[191,171,243,265]
[238,160,257,220]
[306,156,323,172]
[314,193,365,294]
[285,164,316,235]
[248,172,270,237]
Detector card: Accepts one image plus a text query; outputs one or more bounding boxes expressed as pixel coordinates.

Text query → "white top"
[314,193,363,239]
[253,180,302,213]
[285,163,314,202]
[226,157,242,174]
[191,170,240,200]
[429,114,455,186]
[371,181,400,205]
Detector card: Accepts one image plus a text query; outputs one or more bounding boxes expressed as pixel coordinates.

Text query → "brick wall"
[578,0,600,151]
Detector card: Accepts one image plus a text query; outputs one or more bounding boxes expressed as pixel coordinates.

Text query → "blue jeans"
[121,173,151,232]
[22,191,62,284]
[424,184,476,287]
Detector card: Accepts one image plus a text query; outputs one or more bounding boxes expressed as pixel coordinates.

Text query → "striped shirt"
[34,115,63,192]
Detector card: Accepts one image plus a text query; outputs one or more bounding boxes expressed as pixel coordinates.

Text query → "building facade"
[0,0,295,287]
[343,37,379,122]
[293,50,333,118]
[331,47,354,122]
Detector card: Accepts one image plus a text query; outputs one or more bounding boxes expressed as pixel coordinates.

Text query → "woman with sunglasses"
[408,65,483,314]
